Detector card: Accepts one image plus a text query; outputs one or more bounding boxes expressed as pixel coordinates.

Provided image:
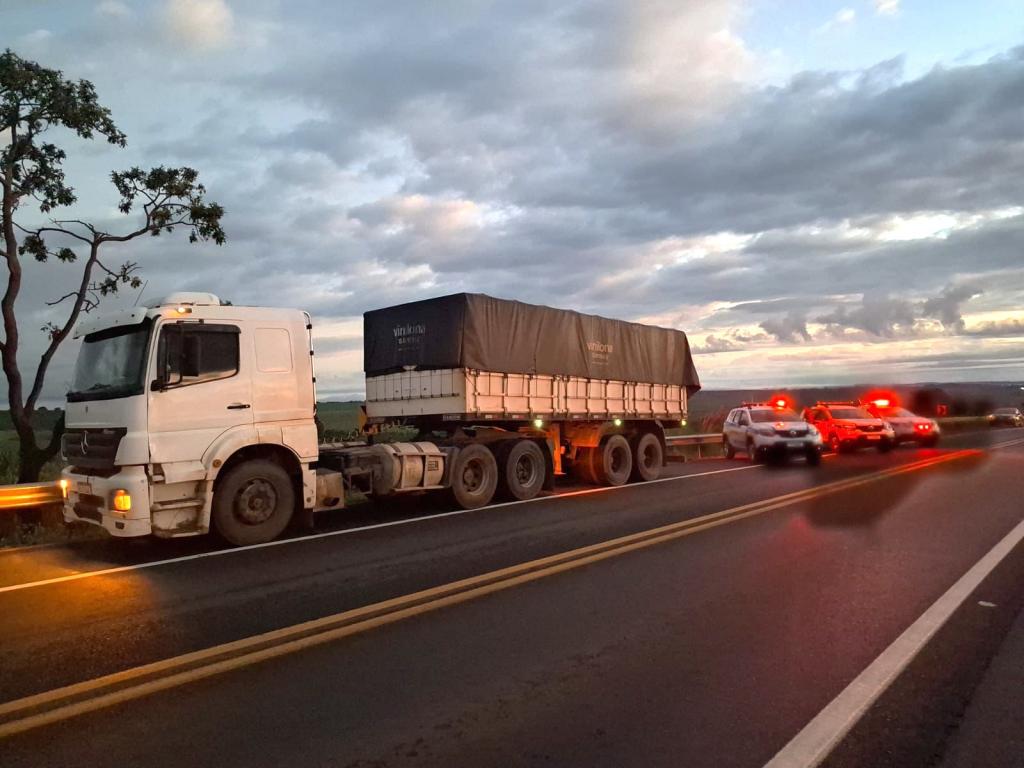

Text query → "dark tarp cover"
[363,293,701,394]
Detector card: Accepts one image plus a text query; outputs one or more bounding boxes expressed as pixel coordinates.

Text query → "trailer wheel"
[497,440,546,501]
[212,460,295,546]
[449,443,498,509]
[630,432,663,482]
[596,434,632,486]
[571,447,599,485]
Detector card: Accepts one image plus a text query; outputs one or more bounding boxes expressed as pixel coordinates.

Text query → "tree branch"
[15,222,94,245]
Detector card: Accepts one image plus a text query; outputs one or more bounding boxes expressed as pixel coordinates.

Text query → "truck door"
[148,320,254,465]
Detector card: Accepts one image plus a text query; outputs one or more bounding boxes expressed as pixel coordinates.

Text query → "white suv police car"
[723,401,823,465]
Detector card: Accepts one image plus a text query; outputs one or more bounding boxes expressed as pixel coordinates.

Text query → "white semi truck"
[60,292,700,545]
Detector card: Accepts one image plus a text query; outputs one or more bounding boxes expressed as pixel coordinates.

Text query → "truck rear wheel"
[497,439,546,501]
[449,443,498,509]
[571,447,599,485]
[596,434,632,486]
[212,460,295,546]
[630,432,662,482]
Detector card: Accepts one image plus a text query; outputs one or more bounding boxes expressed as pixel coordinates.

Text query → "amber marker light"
[112,489,132,512]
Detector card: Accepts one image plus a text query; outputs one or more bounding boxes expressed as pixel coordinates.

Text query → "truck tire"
[449,443,498,509]
[596,434,632,486]
[571,447,600,485]
[630,432,663,482]
[212,459,295,546]
[497,439,546,501]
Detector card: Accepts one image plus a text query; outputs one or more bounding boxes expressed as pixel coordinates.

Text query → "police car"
[722,400,823,465]
[863,398,940,447]
[803,401,896,454]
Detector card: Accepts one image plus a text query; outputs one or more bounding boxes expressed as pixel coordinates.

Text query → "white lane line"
[0,463,762,595]
[764,514,1024,768]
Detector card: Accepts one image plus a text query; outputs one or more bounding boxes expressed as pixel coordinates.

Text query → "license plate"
[865,434,880,440]
[77,481,93,495]
[788,441,804,448]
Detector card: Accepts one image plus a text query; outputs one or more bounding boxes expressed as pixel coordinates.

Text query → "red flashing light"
[770,393,793,410]
[863,390,899,409]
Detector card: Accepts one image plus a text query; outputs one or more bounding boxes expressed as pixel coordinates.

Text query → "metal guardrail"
[0,481,64,512]
[665,433,723,446]
[665,433,724,460]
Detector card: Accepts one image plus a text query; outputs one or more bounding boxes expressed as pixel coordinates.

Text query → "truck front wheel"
[213,460,295,546]
[450,443,498,509]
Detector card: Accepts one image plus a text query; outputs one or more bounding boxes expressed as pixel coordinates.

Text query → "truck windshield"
[67,321,152,402]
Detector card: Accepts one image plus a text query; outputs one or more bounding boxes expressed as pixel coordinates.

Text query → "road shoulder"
[939,601,1024,768]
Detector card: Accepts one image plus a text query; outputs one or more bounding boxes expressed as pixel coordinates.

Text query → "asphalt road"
[2,426,1023,767]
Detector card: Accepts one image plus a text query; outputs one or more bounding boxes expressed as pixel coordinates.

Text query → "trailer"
[59,292,699,545]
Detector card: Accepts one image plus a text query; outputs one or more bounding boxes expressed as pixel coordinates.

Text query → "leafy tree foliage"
[0,50,225,481]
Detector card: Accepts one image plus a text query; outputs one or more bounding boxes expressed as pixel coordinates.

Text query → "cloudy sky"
[5,0,1024,401]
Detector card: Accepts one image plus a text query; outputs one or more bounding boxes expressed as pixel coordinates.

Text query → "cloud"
[164,0,233,49]
[760,312,812,343]
[965,318,1024,337]
[96,1,131,18]
[693,334,739,354]
[873,0,900,16]
[817,295,917,338]
[4,4,1024,401]
[816,7,856,34]
[921,284,982,332]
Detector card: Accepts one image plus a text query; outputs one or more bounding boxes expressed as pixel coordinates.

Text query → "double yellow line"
[0,449,978,739]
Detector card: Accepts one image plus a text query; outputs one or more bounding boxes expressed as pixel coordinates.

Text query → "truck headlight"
[112,489,132,512]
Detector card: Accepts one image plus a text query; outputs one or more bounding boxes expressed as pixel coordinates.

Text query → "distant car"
[723,402,823,465]
[864,401,940,447]
[802,401,896,454]
[987,407,1024,427]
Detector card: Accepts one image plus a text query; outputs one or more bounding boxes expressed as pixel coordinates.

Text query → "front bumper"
[752,435,823,453]
[835,432,894,448]
[891,425,940,442]
[62,465,152,537]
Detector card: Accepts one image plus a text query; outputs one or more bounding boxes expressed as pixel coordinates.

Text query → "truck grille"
[62,428,126,471]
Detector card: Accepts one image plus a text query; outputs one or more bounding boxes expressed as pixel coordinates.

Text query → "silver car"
[723,403,823,465]
[865,403,940,446]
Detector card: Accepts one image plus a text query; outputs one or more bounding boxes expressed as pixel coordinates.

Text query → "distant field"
[316,401,363,437]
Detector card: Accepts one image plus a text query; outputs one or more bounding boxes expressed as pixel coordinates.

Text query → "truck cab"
[62,293,320,544]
